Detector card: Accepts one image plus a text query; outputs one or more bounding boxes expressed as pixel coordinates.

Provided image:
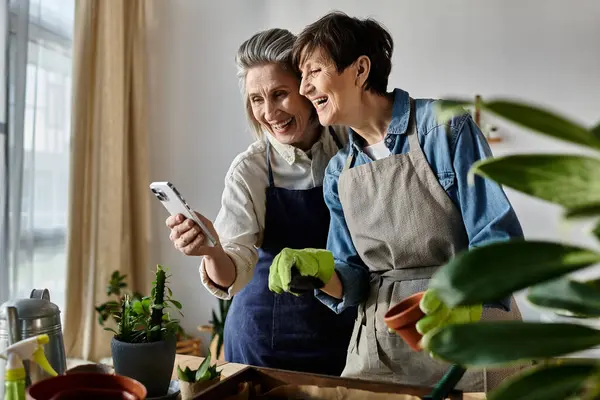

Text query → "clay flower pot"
[384,291,426,352]
[26,372,146,400]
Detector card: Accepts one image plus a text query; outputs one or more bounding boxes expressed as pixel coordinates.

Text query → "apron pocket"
[374,277,430,336]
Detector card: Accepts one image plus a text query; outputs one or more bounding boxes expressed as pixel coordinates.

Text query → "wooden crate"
[192,365,463,399]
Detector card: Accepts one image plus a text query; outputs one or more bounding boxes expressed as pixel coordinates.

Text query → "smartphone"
[149,181,217,247]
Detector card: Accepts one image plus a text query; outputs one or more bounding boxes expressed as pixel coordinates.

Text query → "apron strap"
[265,138,275,188]
[406,98,421,152]
[379,266,438,281]
[328,126,344,150]
[343,150,356,171]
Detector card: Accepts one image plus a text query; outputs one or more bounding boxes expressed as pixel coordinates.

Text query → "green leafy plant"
[209,298,231,359]
[96,268,187,340]
[423,98,600,399]
[95,270,143,326]
[177,352,221,383]
[106,264,184,343]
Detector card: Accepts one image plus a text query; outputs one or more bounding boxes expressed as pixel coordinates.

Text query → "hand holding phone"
[150,182,218,250]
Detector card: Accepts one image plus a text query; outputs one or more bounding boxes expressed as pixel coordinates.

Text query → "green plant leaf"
[424,322,600,366]
[169,299,182,309]
[142,298,151,315]
[132,301,143,316]
[429,240,600,308]
[176,365,188,381]
[483,100,600,149]
[470,155,600,210]
[487,363,598,400]
[594,220,600,242]
[527,278,600,317]
[592,122,600,141]
[195,353,211,382]
[564,204,600,220]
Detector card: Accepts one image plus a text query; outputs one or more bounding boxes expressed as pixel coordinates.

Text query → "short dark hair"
[293,11,393,96]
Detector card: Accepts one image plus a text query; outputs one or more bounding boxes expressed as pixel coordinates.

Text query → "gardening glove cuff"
[268,248,335,295]
[416,288,482,336]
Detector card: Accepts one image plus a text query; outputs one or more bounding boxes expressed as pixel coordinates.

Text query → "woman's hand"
[166,212,221,258]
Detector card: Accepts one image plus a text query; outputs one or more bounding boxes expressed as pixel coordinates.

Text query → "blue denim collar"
[348,88,410,150]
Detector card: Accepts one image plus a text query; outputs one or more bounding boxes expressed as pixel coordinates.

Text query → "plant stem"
[149,266,166,342]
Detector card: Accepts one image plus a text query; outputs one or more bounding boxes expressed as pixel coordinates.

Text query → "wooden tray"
[192,365,463,399]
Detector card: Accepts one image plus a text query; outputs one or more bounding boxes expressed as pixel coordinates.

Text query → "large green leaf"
[429,240,600,308]
[487,363,598,400]
[594,220,600,242]
[527,278,600,317]
[470,154,600,209]
[424,322,600,366]
[483,100,600,150]
[564,204,600,220]
[592,122,600,141]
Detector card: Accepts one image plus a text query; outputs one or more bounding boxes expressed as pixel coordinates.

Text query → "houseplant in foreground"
[176,352,222,400]
[421,98,600,400]
[96,269,203,356]
[108,264,183,397]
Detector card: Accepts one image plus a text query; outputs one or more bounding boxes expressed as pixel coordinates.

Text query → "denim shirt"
[316,88,524,313]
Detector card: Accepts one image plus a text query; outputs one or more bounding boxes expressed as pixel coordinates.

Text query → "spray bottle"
[0,334,58,400]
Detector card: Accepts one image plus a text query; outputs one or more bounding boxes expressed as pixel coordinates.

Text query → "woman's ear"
[355,55,371,88]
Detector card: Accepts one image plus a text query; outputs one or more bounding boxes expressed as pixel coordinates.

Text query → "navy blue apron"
[223,127,356,376]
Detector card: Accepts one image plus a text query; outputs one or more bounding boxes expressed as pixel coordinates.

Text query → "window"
[0,0,74,318]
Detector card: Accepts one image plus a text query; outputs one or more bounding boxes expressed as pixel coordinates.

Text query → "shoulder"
[413,98,473,150]
[225,139,268,184]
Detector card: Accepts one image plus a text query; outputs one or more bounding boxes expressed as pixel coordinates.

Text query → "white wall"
[147,0,600,352]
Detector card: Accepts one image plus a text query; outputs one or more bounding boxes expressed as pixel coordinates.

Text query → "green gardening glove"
[416,288,482,337]
[269,248,335,295]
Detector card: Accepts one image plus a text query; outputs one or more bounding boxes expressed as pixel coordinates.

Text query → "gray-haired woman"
[165,28,356,375]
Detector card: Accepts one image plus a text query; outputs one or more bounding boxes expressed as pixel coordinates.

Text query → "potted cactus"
[176,352,222,400]
[107,265,182,398]
[421,98,600,399]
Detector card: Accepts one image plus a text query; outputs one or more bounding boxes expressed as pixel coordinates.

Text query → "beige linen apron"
[338,99,525,392]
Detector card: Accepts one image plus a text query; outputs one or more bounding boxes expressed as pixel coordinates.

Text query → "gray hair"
[235,28,300,139]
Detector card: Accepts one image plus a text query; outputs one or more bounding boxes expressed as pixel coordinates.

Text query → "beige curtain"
[64,0,152,362]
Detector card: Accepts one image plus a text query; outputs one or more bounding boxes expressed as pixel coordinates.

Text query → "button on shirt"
[317,88,524,314]
[200,125,348,299]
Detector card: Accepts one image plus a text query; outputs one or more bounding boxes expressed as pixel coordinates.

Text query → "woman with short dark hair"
[269,11,525,392]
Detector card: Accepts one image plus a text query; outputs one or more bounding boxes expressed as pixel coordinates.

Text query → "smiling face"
[245,63,318,149]
[298,47,364,126]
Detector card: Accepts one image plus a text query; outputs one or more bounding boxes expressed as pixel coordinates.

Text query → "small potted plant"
[106,265,183,398]
[96,270,204,358]
[176,352,222,400]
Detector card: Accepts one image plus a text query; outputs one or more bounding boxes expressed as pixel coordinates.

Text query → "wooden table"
[172,354,486,399]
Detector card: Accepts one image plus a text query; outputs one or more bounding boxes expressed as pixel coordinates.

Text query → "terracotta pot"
[26,372,146,400]
[179,377,220,400]
[383,291,426,352]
